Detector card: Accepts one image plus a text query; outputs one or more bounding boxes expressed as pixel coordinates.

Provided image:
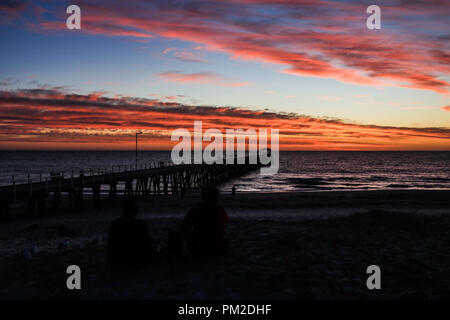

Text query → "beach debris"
[96,233,103,243]
[91,233,104,245]
[23,248,32,260]
[59,239,70,249]
[22,244,38,260]
[30,244,38,254]
[23,249,32,260]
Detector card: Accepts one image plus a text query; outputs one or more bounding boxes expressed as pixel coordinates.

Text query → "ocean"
[0,151,449,192]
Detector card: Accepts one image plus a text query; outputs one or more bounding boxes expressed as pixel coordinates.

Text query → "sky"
[0,0,449,150]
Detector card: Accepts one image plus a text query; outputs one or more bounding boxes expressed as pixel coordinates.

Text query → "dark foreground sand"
[0,190,449,299]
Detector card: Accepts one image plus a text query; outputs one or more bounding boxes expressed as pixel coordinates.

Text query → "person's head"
[201,185,220,204]
[122,197,139,217]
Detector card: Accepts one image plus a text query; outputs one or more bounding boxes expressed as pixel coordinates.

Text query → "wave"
[286,177,329,186]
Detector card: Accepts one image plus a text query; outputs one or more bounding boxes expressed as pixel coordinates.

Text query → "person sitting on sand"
[179,185,229,256]
[107,198,153,266]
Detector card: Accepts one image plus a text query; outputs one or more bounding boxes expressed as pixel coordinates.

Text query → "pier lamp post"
[136,131,143,170]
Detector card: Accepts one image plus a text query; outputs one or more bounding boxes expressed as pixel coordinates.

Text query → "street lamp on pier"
[135,131,143,170]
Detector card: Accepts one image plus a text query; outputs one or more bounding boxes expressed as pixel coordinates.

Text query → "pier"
[0,158,263,220]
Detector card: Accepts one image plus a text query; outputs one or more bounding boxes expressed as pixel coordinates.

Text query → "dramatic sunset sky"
[0,0,449,150]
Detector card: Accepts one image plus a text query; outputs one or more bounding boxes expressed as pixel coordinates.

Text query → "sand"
[0,190,449,299]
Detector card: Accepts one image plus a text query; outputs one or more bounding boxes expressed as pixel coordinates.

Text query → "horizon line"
[1,149,449,152]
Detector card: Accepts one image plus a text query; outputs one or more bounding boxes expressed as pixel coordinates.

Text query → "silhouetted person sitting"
[107,198,153,267]
[179,185,229,256]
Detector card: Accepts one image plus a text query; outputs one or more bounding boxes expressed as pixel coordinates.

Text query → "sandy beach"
[0,190,449,299]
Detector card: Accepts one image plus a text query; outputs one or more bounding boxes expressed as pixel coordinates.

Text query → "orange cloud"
[1,88,449,151]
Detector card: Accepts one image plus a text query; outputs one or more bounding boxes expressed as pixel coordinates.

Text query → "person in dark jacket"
[179,185,229,256]
[107,198,153,267]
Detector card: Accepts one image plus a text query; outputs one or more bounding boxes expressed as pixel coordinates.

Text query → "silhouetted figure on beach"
[179,185,229,256]
[107,198,153,267]
[232,185,236,197]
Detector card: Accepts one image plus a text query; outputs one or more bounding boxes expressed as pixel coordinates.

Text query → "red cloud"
[1,88,449,150]
[24,0,450,94]
[442,106,450,112]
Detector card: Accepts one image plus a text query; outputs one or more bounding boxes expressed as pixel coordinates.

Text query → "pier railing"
[0,157,263,218]
[2,161,176,187]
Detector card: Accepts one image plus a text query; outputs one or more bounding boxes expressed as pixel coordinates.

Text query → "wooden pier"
[0,158,263,220]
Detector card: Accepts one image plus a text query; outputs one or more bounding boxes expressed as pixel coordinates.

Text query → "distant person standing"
[107,198,153,267]
[180,185,229,256]
[232,185,236,197]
